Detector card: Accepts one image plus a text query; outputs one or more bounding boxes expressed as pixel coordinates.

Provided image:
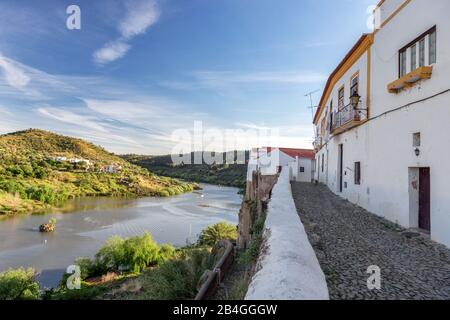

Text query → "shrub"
[0,268,40,300]
[95,236,126,271]
[197,222,238,246]
[95,233,176,274]
[141,249,214,299]
[238,214,266,264]
[47,284,105,300]
[122,233,162,273]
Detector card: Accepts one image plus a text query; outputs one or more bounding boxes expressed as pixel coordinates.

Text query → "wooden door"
[419,168,431,232]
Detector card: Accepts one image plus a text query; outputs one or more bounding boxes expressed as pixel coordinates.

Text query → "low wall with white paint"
[245,168,329,300]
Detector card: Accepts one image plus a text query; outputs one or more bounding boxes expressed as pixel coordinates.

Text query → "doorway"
[409,167,431,232]
[418,168,431,232]
[338,144,343,193]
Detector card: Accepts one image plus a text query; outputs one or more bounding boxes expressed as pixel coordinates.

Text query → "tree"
[0,268,40,300]
[197,222,238,246]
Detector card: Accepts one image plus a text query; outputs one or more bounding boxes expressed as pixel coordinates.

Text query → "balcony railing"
[331,103,367,134]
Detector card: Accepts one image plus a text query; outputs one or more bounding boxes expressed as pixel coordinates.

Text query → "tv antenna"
[304,89,321,120]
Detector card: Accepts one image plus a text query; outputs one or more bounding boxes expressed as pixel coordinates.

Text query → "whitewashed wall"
[245,169,329,300]
[289,157,313,183]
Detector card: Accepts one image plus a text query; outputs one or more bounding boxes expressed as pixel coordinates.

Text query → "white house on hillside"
[247,147,315,182]
[313,0,450,247]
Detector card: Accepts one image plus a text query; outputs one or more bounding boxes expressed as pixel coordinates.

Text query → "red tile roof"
[266,147,315,160]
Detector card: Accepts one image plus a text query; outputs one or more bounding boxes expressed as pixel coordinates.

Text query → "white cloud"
[304,41,334,48]
[37,107,108,132]
[93,0,160,65]
[161,70,327,91]
[0,54,31,89]
[93,41,131,65]
[195,71,327,85]
[119,0,160,39]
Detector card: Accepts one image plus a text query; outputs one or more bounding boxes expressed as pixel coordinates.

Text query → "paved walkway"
[291,182,450,300]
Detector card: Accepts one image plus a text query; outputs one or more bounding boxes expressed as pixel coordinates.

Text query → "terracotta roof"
[266,147,315,160]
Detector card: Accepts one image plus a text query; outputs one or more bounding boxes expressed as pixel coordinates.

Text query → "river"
[0,184,241,288]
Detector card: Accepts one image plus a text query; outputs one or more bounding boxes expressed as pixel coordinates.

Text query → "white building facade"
[247,147,314,183]
[313,0,450,247]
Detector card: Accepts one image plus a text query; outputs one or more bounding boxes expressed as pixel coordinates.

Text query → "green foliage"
[50,225,225,300]
[0,268,40,300]
[228,275,250,300]
[238,214,266,265]
[135,249,215,300]
[76,233,176,279]
[197,221,238,246]
[46,283,106,300]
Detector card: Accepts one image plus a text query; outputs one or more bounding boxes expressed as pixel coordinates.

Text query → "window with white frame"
[350,74,359,96]
[399,26,436,77]
[338,86,345,110]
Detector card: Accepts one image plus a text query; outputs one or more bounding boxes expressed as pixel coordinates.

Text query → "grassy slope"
[122,152,248,189]
[0,129,196,215]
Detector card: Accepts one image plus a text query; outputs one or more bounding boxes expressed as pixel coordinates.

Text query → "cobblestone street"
[291,182,450,300]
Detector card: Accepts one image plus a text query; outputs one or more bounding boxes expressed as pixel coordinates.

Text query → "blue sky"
[0,0,375,154]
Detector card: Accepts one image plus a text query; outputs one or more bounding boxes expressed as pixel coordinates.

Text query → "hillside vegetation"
[122,152,248,190]
[0,129,197,216]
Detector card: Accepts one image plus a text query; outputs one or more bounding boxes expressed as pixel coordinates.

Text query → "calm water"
[0,184,241,288]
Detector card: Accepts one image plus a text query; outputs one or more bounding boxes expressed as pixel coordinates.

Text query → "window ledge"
[387,66,433,94]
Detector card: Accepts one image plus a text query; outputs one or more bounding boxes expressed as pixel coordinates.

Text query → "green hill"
[0,129,197,216]
[122,151,249,190]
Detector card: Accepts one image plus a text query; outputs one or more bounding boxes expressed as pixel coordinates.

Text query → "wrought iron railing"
[312,136,322,150]
[331,103,367,132]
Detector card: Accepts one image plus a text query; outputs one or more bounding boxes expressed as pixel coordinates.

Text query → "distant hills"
[0,129,196,215]
[122,151,249,190]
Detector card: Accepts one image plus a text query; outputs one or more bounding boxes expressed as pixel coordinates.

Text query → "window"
[338,86,345,110]
[429,29,436,64]
[419,38,425,67]
[399,49,407,77]
[413,132,421,147]
[399,26,436,77]
[354,162,361,185]
[321,117,326,136]
[350,74,359,96]
[410,44,417,71]
[321,154,324,173]
[299,167,305,173]
[329,100,333,130]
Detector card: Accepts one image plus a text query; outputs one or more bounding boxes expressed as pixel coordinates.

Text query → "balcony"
[331,104,367,135]
[312,137,322,151]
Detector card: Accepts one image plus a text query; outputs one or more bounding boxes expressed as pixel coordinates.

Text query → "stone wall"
[237,170,277,249]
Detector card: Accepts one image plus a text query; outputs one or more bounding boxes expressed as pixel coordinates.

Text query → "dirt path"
[291,182,450,300]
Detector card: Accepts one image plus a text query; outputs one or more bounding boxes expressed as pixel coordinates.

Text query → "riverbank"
[0,177,198,217]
